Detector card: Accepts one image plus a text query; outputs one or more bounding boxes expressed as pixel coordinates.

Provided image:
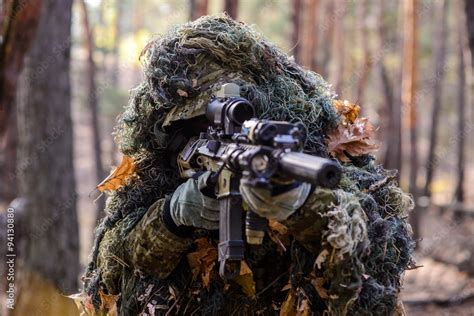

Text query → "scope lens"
[228,99,255,125]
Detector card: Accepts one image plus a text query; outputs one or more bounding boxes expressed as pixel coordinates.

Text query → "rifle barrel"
[278,152,341,188]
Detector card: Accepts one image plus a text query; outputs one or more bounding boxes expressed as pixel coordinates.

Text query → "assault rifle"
[177,83,341,279]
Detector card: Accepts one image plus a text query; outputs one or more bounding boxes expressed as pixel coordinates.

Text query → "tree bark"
[423,0,448,198]
[110,0,123,87]
[319,0,334,79]
[298,0,320,70]
[385,1,404,178]
[224,0,238,20]
[79,0,106,221]
[354,0,371,103]
[190,0,208,20]
[15,0,79,297]
[0,0,43,203]
[402,0,420,240]
[0,0,43,138]
[378,0,398,170]
[465,0,474,67]
[329,0,345,95]
[455,2,469,203]
[291,0,302,62]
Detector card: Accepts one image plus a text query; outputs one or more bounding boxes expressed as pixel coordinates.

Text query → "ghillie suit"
[80,16,415,315]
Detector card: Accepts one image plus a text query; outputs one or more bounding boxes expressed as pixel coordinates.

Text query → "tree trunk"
[465,0,474,67]
[110,0,123,87]
[291,0,302,62]
[423,0,448,198]
[0,111,17,202]
[455,2,469,203]
[0,0,43,138]
[383,1,404,179]
[80,0,106,221]
[298,0,320,70]
[0,0,42,203]
[224,0,238,20]
[354,0,371,103]
[14,0,79,312]
[319,0,334,78]
[378,0,397,170]
[329,0,345,95]
[190,0,208,20]
[402,0,420,240]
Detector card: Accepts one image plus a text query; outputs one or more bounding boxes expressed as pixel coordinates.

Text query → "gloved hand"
[239,180,312,221]
[169,171,220,230]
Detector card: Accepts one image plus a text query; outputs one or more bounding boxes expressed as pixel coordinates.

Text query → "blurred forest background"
[0,0,474,315]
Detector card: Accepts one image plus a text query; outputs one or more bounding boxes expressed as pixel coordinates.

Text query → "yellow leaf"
[333,99,360,124]
[234,261,256,297]
[280,289,297,316]
[187,238,217,289]
[97,155,136,192]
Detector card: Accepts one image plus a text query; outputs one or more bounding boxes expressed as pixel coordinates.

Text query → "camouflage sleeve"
[282,187,337,252]
[128,198,193,278]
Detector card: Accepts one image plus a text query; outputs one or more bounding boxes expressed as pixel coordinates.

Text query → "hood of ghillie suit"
[85,15,415,316]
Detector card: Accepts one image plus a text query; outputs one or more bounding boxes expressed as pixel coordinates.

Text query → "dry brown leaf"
[269,219,289,235]
[99,289,119,316]
[280,289,297,316]
[281,283,292,292]
[187,238,217,289]
[234,261,256,297]
[97,155,136,192]
[311,277,329,299]
[333,99,360,124]
[327,117,379,162]
[268,220,290,251]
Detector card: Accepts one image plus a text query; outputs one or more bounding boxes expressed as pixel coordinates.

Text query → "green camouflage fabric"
[129,199,193,279]
[81,15,414,316]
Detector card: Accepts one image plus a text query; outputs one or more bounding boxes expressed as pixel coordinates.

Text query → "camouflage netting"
[83,15,415,315]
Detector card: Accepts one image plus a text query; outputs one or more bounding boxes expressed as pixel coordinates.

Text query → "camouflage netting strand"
[84,15,414,315]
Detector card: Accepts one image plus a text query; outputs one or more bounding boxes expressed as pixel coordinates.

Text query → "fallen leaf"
[234,261,256,297]
[269,220,288,235]
[97,155,136,192]
[187,238,217,289]
[99,289,119,316]
[311,277,329,299]
[280,289,297,316]
[281,283,292,292]
[268,220,290,251]
[327,117,379,162]
[333,99,360,124]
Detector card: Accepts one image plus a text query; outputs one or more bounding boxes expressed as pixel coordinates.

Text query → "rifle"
[177,83,341,279]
